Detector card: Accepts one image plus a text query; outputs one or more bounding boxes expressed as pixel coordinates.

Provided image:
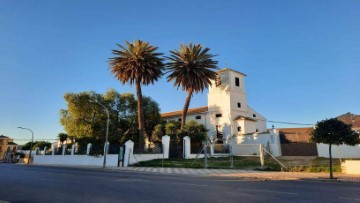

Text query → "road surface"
[0,164,359,202]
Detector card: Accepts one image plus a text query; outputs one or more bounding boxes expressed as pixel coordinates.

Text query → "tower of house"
[207,68,266,139]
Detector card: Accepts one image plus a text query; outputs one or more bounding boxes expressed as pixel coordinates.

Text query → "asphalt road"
[0,164,359,203]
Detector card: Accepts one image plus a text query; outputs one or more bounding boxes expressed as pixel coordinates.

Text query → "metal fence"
[133,143,163,154]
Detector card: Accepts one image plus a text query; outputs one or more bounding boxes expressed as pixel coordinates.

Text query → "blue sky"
[0,0,359,144]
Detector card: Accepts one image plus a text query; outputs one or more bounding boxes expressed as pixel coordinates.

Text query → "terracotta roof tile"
[161,106,208,118]
[278,127,313,143]
[336,112,360,128]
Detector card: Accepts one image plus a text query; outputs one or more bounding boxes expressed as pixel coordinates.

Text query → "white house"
[161,68,268,143]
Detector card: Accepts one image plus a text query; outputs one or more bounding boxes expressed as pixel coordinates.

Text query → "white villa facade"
[161,68,268,143]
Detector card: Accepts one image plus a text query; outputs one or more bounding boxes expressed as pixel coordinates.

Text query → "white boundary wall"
[231,129,282,157]
[34,135,171,167]
[317,144,360,158]
[34,154,119,167]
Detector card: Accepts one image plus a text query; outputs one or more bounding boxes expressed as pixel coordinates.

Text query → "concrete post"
[62,144,66,156]
[259,144,264,167]
[71,144,75,155]
[210,144,214,156]
[52,144,55,156]
[183,136,191,159]
[34,147,40,156]
[162,135,170,159]
[86,143,92,155]
[124,140,134,167]
[43,146,47,155]
[104,142,109,154]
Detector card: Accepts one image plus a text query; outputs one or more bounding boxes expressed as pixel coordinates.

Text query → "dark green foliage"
[165,121,181,137]
[109,40,165,148]
[164,120,207,142]
[22,141,51,150]
[166,43,218,128]
[178,121,208,142]
[311,118,360,178]
[311,118,360,145]
[151,124,164,143]
[60,89,162,145]
[58,133,68,143]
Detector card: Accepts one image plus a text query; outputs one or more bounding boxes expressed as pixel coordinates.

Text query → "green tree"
[165,121,181,138]
[178,120,208,142]
[151,124,164,143]
[58,133,68,144]
[311,118,360,179]
[33,141,52,150]
[166,43,218,129]
[109,40,164,148]
[59,89,161,145]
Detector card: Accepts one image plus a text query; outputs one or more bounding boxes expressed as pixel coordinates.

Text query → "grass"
[134,156,344,173]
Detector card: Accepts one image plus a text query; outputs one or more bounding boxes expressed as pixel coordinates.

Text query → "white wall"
[342,160,360,175]
[317,143,360,158]
[33,155,120,167]
[232,129,282,157]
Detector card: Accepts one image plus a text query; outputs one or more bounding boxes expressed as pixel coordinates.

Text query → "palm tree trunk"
[136,79,145,149]
[329,143,333,179]
[181,89,193,129]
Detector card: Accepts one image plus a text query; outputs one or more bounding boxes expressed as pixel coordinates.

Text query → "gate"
[169,138,183,158]
[281,143,318,156]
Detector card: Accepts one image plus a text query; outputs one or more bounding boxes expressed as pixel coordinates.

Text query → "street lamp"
[18,127,34,164]
[91,100,110,168]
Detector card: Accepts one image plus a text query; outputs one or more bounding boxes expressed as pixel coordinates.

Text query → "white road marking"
[237,188,297,195]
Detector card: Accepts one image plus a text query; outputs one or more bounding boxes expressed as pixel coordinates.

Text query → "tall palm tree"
[109,40,164,148]
[166,43,218,129]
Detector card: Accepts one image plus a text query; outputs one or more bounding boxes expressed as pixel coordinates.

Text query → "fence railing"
[133,143,163,154]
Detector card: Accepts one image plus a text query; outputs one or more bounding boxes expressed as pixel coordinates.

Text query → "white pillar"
[259,144,264,167]
[104,142,109,154]
[162,135,170,159]
[34,147,40,156]
[124,140,134,167]
[71,144,75,155]
[210,144,214,156]
[52,144,55,156]
[43,146,47,156]
[86,143,92,155]
[183,136,191,159]
[62,144,66,156]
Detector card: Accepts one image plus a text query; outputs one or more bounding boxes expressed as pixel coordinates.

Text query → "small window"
[178,118,182,122]
[235,77,240,86]
[195,115,201,119]
[237,102,241,108]
[237,127,241,132]
[253,114,256,118]
[215,76,221,87]
[215,114,222,118]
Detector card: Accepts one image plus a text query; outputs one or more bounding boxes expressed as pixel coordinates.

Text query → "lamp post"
[91,101,110,168]
[18,127,34,164]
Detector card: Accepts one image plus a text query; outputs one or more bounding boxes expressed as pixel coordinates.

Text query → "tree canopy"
[59,89,161,144]
[311,118,360,179]
[166,43,218,128]
[109,40,165,148]
[311,118,359,146]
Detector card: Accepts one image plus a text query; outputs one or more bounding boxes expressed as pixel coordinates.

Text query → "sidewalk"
[110,167,360,182]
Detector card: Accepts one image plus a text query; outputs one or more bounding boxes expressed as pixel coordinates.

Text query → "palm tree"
[166,43,218,129]
[109,40,164,148]
[58,133,68,144]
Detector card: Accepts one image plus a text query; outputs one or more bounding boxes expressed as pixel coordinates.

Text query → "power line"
[267,120,314,126]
